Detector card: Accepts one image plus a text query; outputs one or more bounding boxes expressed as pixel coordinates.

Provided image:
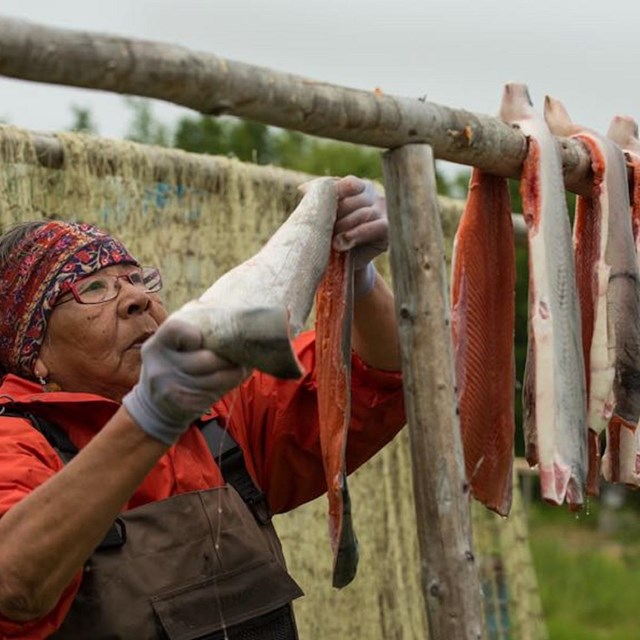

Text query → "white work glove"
[123,319,245,445]
[333,176,388,297]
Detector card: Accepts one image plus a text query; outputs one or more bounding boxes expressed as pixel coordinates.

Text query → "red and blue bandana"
[0,221,138,379]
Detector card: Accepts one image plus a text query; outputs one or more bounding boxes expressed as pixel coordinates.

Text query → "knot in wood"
[399,304,413,321]
[446,124,475,149]
[428,581,441,598]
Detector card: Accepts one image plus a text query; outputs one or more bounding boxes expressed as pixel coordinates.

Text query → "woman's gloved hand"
[333,176,388,297]
[122,319,246,445]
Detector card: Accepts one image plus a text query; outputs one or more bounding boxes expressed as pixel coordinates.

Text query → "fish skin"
[503,85,587,508]
[545,97,640,494]
[604,115,640,486]
[316,249,358,588]
[171,178,338,377]
[451,165,515,516]
[545,97,614,497]
[608,116,640,260]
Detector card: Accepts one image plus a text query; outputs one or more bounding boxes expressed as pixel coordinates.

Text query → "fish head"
[543,96,579,137]
[607,115,640,155]
[499,83,535,123]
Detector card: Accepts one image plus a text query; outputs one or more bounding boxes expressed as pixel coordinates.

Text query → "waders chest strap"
[1,409,126,550]
[198,418,273,525]
[3,408,272,535]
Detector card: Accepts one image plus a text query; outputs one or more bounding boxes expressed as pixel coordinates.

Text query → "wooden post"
[382,143,484,640]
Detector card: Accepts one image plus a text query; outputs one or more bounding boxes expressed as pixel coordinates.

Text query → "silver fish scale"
[542,156,588,486]
[196,178,338,335]
[502,83,588,505]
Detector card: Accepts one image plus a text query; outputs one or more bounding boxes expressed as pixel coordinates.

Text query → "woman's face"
[35,264,168,402]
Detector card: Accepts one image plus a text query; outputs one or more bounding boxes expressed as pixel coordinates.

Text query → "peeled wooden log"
[0,16,596,195]
[383,143,484,640]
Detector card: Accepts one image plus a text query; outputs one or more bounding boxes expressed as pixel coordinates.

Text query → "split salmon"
[171,178,338,377]
[502,85,587,508]
[545,98,640,494]
[605,115,640,486]
[451,164,516,516]
[315,249,358,587]
[172,176,361,586]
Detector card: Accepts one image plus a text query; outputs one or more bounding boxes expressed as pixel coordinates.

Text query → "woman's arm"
[352,270,400,371]
[0,410,167,621]
[0,319,245,623]
[334,176,401,371]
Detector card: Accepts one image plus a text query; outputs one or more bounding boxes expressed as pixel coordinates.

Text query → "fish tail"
[585,429,601,496]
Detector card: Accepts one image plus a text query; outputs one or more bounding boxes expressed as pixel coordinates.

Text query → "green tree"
[124,98,170,147]
[174,116,226,155]
[68,105,98,134]
[171,114,456,188]
[228,121,274,164]
[174,116,274,164]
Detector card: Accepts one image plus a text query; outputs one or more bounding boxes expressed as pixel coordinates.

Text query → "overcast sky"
[1,0,638,177]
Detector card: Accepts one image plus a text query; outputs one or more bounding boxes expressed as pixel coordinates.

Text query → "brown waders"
[11,411,304,639]
[54,486,303,639]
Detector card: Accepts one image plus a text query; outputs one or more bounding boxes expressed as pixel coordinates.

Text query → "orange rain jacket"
[0,331,405,639]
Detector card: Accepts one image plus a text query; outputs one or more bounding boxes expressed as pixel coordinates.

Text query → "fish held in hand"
[451,164,516,516]
[503,85,587,508]
[171,178,338,378]
[316,249,358,588]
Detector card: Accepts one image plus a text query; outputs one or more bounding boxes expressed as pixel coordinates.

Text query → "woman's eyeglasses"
[55,266,163,306]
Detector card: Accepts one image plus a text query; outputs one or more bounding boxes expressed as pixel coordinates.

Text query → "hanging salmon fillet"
[501,85,588,508]
[315,249,358,588]
[545,98,640,494]
[605,115,640,486]
[451,163,516,516]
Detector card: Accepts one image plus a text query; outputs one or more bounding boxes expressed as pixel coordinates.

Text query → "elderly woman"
[0,176,404,639]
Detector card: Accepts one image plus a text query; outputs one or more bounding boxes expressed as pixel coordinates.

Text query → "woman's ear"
[33,355,50,381]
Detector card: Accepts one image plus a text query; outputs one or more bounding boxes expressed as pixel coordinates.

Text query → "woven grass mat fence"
[0,125,546,640]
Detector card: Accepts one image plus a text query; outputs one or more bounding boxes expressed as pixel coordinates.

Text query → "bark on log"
[0,16,595,195]
[383,143,484,640]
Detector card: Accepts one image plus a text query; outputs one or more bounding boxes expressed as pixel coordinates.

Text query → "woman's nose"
[117,280,152,315]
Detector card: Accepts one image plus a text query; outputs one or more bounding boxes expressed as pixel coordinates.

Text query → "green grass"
[527,501,640,640]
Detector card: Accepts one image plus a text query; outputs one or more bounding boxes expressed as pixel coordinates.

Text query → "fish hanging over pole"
[450,131,516,513]
[605,115,640,486]
[545,98,640,495]
[502,85,587,508]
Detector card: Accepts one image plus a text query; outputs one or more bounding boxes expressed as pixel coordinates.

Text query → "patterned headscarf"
[0,221,138,379]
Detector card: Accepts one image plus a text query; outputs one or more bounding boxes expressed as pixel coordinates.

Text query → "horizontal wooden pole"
[24,129,310,187]
[15,127,529,246]
[0,16,595,195]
